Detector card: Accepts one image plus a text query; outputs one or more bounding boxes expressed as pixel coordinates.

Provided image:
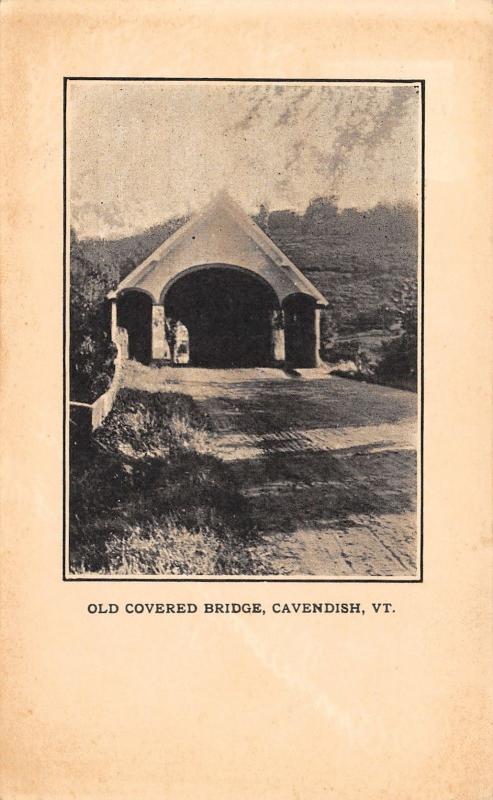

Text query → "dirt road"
[123,362,418,577]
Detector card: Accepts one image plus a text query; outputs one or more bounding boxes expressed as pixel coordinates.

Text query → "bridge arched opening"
[164,266,278,367]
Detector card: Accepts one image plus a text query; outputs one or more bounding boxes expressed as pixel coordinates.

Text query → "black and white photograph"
[66,79,422,580]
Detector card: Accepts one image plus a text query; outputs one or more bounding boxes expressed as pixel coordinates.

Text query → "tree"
[70,229,118,402]
[303,195,339,233]
[255,203,269,233]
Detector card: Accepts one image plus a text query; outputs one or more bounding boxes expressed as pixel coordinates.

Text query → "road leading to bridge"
[124,362,418,577]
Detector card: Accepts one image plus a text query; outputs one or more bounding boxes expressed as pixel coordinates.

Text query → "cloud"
[321,87,416,187]
[228,88,273,133]
[275,88,313,127]
[69,82,419,238]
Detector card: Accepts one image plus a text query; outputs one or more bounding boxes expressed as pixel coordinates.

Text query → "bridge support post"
[271,310,285,364]
[314,307,322,366]
[109,297,118,343]
[151,305,170,360]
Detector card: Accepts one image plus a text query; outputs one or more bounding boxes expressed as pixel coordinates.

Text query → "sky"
[68,80,421,240]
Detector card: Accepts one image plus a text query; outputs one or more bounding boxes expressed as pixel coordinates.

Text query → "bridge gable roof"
[115,192,328,306]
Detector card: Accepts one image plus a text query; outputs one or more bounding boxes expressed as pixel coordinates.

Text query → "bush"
[374,282,417,390]
[374,330,417,390]
[70,327,117,403]
[347,305,397,332]
[323,339,361,364]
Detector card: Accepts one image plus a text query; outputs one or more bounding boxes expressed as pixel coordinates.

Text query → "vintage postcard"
[1,2,491,799]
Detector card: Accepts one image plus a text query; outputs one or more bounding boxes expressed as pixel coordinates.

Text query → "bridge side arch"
[115,288,155,363]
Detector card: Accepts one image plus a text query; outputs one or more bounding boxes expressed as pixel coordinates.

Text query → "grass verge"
[69,389,271,575]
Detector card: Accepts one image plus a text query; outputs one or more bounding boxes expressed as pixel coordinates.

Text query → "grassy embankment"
[70,389,271,576]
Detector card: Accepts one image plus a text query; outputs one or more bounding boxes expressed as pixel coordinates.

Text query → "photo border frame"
[63,77,425,583]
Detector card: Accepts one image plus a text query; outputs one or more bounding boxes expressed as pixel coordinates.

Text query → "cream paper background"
[1,1,492,797]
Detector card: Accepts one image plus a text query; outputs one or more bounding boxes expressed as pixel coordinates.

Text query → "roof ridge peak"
[113,191,328,307]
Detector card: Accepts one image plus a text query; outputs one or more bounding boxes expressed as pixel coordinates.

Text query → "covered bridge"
[109,192,328,368]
